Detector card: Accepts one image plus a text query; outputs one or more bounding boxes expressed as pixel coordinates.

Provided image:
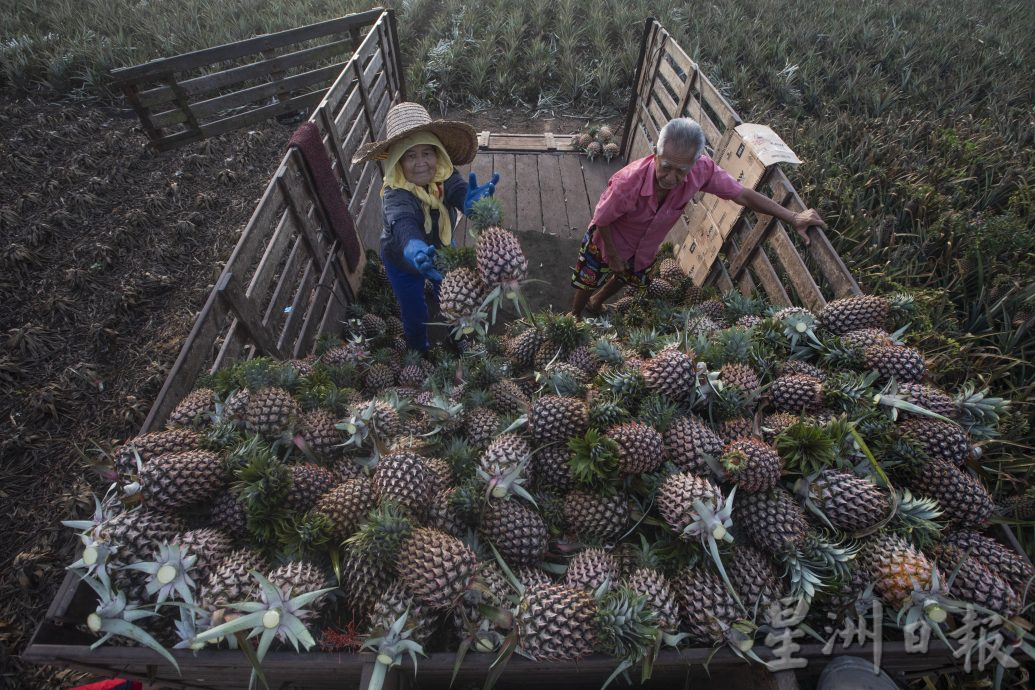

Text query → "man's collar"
[640,154,658,198]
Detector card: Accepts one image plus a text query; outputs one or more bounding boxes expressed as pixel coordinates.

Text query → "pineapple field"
[3,0,1035,689]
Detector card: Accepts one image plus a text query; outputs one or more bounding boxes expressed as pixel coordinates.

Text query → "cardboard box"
[677,124,800,284]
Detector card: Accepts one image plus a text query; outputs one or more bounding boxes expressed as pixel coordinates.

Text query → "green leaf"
[102,618,180,672]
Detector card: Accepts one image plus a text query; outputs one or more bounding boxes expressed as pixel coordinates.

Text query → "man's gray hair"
[657,118,705,159]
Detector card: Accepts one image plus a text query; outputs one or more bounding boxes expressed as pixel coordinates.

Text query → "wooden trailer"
[23,9,1022,690]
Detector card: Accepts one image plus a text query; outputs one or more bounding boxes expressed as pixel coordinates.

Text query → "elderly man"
[571,117,826,317]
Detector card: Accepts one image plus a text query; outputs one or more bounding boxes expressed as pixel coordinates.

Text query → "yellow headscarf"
[382,132,455,246]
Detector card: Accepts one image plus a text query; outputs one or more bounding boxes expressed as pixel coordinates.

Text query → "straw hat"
[352,102,478,165]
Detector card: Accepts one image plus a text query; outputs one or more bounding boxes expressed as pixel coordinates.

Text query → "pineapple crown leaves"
[77,571,179,671]
[123,541,199,606]
[345,502,413,564]
[235,357,301,393]
[874,380,958,424]
[536,363,585,398]
[466,195,504,233]
[478,452,536,505]
[279,511,334,560]
[592,585,660,664]
[636,393,679,434]
[442,436,479,480]
[769,308,821,351]
[231,437,291,513]
[710,326,755,366]
[955,381,1010,440]
[888,489,944,547]
[192,570,334,667]
[361,609,427,690]
[593,337,625,367]
[414,393,466,434]
[774,420,839,476]
[822,370,880,412]
[568,429,622,490]
[542,312,593,352]
[64,492,121,590]
[781,534,858,604]
[722,290,766,321]
[435,244,478,273]
[588,395,632,431]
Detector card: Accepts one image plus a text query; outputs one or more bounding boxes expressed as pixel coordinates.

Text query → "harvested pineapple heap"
[65,199,1035,683]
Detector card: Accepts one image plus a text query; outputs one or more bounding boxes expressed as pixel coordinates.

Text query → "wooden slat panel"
[481,133,580,152]
[514,154,543,233]
[151,62,344,128]
[262,235,306,333]
[767,225,827,311]
[155,89,325,151]
[682,92,722,148]
[111,10,384,81]
[727,211,778,281]
[323,65,360,117]
[295,248,338,356]
[537,154,570,237]
[247,210,295,300]
[657,56,688,97]
[217,272,282,357]
[136,38,356,108]
[335,87,365,144]
[492,154,518,233]
[558,155,592,235]
[211,318,244,373]
[620,19,658,161]
[353,173,383,251]
[749,250,793,307]
[277,258,318,353]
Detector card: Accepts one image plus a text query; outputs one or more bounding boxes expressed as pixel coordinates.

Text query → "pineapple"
[285,463,339,513]
[479,433,532,485]
[563,490,630,543]
[670,566,747,647]
[139,450,225,511]
[113,429,202,477]
[864,344,927,383]
[727,543,784,614]
[760,412,802,443]
[341,547,394,618]
[656,472,731,542]
[626,567,680,632]
[368,582,437,647]
[167,388,215,429]
[663,415,723,472]
[208,490,248,538]
[505,328,546,371]
[607,422,664,475]
[440,267,488,320]
[778,359,827,381]
[396,527,477,609]
[840,328,895,350]
[516,583,597,661]
[658,258,685,284]
[943,530,1035,597]
[565,548,620,591]
[768,374,824,413]
[817,295,890,335]
[907,458,993,529]
[567,345,604,377]
[734,487,810,555]
[476,226,528,291]
[801,470,890,532]
[244,386,299,440]
[647,277,676,300]
[198,548,270,611]
[464,406,501,450]
[297,409,344,462]
[897,417,970,464]
[720,437,782,493]
[640,346,696,400]
[857,532,934,609]
[479,498,548,567]
[426,487,467,537]
[895,382,959,419]
[267,560,330,612]
[175,528,234,585]
[718,416,754,443]
[532,445,576,493]
[489,379,530,416]
[313,476,376,541]
[364,363,397,391]
[932,543,1019,617]
[530,395,588,445]
[372,452,432,516]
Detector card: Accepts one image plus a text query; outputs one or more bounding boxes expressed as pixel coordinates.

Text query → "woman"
[353,102,499,352]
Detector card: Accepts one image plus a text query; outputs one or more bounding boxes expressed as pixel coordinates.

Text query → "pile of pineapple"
[571,123,621,162]
[65,202,1035,682]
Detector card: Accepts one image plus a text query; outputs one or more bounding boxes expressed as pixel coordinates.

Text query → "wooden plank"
[323,65,360,117]
[247,210,295,299]
[513,153,543,233]
[493,154,518,234]
[749,250,793,307]
[767,225,827,311]
[120,82,163,144]
[658,55,689,97]
[136,38,355,108]
[582,155,621,207]
[295,248,338,357]
[263,235,306,333]
[216,272,282,357]
[110,10,384,82]
[653,63,682,118]
[278,165,327,270]
[621,18,656,161]
[317,106,351,195]
[277,257,318,353]
[558,154,592,235]
[211,319,244,372]
[727,210,779,281]
[386,7,406,102]
[150,62,344,129]
[155,89,325,150]
[353,173,383,251]
[537,154,570,237]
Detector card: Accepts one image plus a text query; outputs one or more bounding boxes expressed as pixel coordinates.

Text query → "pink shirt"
[591,154,744,272]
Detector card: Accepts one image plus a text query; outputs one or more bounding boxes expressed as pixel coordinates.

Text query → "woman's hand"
[403,239,443,281]
[464,171,500,214]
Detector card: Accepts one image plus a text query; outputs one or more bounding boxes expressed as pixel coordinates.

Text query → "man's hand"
[464,171,500,214]
[403,239,443,282]
[789,208,827,246]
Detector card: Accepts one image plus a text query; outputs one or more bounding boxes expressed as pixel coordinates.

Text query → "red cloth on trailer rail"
[287,122,362,272]
[71,680,142,690]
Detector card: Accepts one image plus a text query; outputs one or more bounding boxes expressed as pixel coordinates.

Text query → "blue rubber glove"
[464,171,500,214]
[403,239,443,282]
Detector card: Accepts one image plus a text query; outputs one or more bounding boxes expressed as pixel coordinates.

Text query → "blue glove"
[464,171,500,214]
[403,239,443,282]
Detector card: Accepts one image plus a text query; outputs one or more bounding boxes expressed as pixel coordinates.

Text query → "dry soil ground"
[0,95,618,689]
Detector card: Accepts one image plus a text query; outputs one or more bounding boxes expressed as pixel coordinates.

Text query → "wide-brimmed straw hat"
[352,102,478,165]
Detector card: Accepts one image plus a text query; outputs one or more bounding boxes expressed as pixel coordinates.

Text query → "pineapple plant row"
[62,235,1035,687]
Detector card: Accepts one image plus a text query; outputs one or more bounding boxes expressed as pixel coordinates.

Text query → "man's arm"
[594,225,628,276]
[732,188,827,246]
